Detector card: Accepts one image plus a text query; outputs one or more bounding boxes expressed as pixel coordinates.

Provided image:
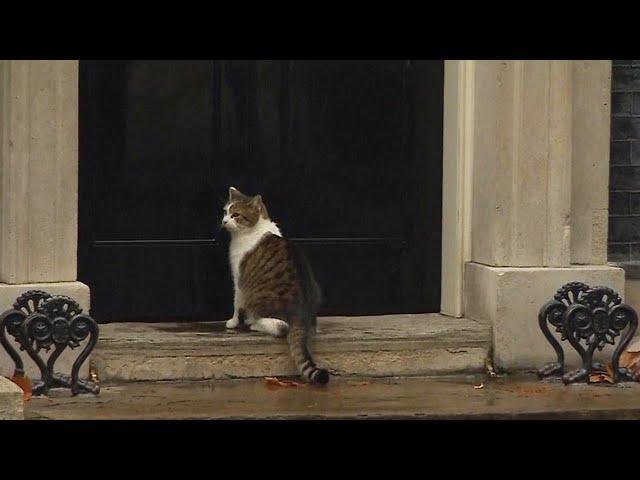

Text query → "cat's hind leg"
[250,318,289,337]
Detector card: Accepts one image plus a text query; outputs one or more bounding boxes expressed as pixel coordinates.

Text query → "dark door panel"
[295,238,406,315]
[88,242,222,319]
[79,60,443,322]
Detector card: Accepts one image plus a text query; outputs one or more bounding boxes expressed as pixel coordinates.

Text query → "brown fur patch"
[239,234,301,319]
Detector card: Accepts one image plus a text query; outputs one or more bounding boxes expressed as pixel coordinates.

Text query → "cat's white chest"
[229,239,254,285]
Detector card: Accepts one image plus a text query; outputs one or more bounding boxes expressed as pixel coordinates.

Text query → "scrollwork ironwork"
[537,282,590,378]
[538,282,638,385]
[0,290,100,396]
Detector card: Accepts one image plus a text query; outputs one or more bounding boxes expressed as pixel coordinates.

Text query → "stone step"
[91,314,491,382]
[0,376,23,420]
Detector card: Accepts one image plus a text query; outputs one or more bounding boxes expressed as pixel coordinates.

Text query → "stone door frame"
[440,60,625,369]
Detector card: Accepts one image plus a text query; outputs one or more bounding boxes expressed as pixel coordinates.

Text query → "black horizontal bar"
[94,239,218,247]
[93,237,406,248]
[290,237,406,248]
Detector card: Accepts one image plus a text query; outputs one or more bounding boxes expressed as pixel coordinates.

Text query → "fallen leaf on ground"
[7,375,32,402]
[619,350,640,371]
[589,372,615,384]
[606,363,615,379]
[604,340,640,380]
[499,385,552,396]
[264,377,305,388]
[627,338,640,353]
[473,383,484,389]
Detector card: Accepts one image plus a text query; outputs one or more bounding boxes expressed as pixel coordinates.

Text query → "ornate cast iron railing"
[538,282,638,384]
[0,290,100,396]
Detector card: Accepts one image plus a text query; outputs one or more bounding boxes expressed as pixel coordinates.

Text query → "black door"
[79,60,443,322]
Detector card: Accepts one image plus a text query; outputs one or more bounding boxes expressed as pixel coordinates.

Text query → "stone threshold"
[91,314,491,383]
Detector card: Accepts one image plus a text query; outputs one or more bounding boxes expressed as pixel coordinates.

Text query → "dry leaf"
[627,338,640,353]
[589,373,614,384]
[602,337,640,380]
[500,385,552,397]
[620,350,640,371]
[7,375,32,402]
[264,377,305,388]
[606,363,615,379]
[474,383,484,389]
[589,374,602,383]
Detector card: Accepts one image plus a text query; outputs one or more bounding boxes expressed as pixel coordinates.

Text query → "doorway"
[78,60,444,322]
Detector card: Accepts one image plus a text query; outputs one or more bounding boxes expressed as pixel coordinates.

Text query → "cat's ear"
[229,187,243,201]
[250,195,269,218]
[250,195,263,208]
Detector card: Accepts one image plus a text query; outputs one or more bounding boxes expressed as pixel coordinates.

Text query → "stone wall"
[462,60,624,370]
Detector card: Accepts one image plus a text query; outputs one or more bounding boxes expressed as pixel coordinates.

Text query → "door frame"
[440,60,474,318]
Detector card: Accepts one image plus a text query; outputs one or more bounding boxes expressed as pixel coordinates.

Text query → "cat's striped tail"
[286,319,329,385]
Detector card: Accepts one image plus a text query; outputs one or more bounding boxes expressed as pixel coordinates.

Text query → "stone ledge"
[0,376,23,420]
[93,314,491,382]
[609,261,640,280]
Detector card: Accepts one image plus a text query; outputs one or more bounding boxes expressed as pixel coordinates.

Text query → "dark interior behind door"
[79,60,443,322]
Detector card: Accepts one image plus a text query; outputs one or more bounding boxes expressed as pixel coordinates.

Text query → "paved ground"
[23,374,640,420]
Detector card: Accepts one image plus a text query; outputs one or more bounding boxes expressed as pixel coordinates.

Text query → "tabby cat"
[221,187,329,385]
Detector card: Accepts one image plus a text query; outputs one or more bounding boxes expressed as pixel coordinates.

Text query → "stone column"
[0,60,89,377]
[462,60,624,370]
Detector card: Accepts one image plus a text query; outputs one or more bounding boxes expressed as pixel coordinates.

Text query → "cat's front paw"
[225,317,240,329]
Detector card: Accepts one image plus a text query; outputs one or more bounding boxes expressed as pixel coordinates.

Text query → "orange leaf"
[627,338,640,353]
[8,375,32,402]
[620,351,640,372]
[589,373,614,384]
[606,363,615,379]
[264,377,305,388]
[473,383,484,389]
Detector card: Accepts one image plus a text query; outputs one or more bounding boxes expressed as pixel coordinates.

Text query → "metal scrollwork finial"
[538,282,638,385]
[0,290,100,396]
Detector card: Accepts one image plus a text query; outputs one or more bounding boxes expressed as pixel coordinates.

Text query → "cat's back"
[239,233,320,312]
[239,233,296,289]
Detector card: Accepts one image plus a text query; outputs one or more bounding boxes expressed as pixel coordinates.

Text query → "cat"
[221,187,329,385]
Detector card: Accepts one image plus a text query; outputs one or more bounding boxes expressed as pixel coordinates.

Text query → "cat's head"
[221,187,269,233]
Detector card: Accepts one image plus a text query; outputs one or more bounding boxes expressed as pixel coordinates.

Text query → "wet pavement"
[23,374,640,420]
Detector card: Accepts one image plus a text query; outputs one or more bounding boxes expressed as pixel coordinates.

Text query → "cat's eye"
[231,213,239,219]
